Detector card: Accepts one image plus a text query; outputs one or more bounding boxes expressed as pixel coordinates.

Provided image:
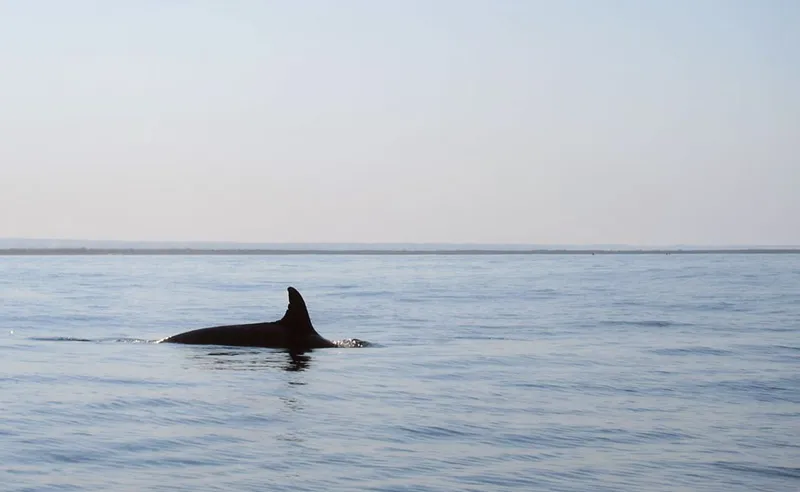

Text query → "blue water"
[1,254,798,492]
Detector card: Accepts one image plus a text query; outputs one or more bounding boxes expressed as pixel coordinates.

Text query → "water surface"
[1,254,798,491]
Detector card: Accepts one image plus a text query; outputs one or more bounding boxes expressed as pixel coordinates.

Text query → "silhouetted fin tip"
[279,286,312,328]
[286,286,308,311]
[287,286,302,301]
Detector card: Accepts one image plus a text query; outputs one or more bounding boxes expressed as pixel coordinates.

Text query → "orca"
[159,287,336,351]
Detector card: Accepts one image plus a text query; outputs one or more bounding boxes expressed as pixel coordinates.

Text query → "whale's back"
[163,322,288,348]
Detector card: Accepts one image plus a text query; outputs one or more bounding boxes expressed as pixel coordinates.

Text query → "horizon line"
[2,237,799,249]
[2,247,800,256]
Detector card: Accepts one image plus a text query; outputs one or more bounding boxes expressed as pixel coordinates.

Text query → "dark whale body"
[160,287,335,351]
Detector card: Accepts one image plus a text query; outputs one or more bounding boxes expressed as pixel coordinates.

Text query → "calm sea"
[1,254,798,491]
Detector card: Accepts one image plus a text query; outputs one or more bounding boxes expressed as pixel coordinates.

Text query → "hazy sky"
[1,1,797,245]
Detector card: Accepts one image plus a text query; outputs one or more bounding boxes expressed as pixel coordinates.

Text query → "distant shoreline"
[1,248,799,256]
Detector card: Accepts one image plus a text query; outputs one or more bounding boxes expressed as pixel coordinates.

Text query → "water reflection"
[188,348,312,372]
[286,352,311,372]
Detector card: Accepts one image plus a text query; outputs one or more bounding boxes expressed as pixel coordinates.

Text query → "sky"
[0,1,797,245]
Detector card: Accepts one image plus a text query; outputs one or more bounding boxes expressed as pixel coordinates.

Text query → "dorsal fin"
[278,286,314,333]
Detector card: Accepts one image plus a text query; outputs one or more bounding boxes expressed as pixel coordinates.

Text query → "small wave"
[395,424,478,440]
[713,461,800,480]
[452,333,514,341]
[650,347,734,356]
[700,301,748,312]
[29,336,93,342]
[761,326,797,333]
[30,337,156,344]
[601,320,690,328]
